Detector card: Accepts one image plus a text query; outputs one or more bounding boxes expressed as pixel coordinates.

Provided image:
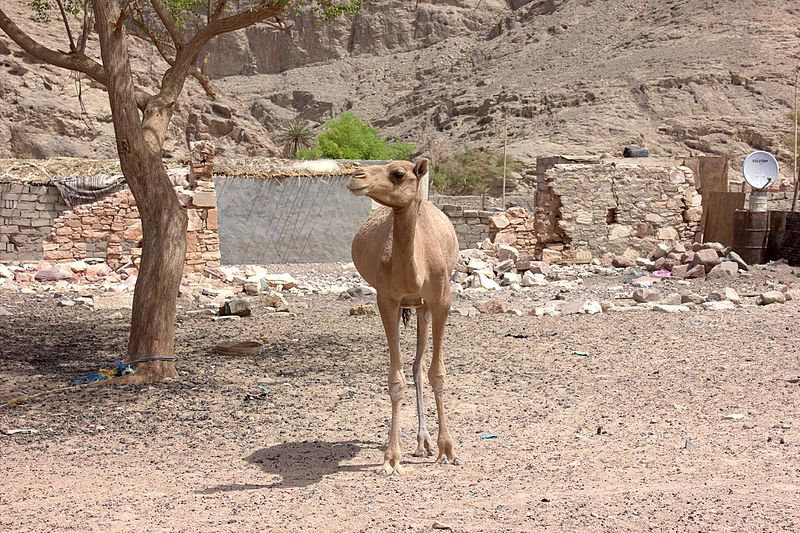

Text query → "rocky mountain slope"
[2,0,799,180]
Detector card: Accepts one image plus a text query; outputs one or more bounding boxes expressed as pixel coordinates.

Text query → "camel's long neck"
[389,201,421,288]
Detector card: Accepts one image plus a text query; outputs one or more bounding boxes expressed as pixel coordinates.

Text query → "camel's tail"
[401,308,412,327]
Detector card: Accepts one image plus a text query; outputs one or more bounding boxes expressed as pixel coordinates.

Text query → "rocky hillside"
[2,0,799,180]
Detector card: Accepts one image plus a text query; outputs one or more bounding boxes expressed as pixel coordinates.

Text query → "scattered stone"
[636,257,656,269]
[496,244,519,262]
[681,292,706,305]
[723,287,741,304]
[93,294,134,310]
[499,272,520,286]
[662,293,683,305]
[723,413,745,421]
[726,250,749,271]
[654,304,690,313]
[58,299,76,307]
[684,264,706,279]
[701,300,736,311]
[633,288,661,303]
[495,259,516,273]
[452,307,478,317]
[784,288,800,301]
[757,291,786,306]
[521,271,548,287]
[264,290,288,310]
[476,298,509,314]
[34,265,74,282]
[505,308,524,316]
[706,261,739,279]
[611,255,634,268]
[349,304,376,316]
[630,276,656,288]
[261,273,299,290]
[651,243,672,259]
[600,300,614,312]
[0,306,11,316]
[69,260,89,273]
[221,298,252,317]
[243,282,261,296]
[0,264,14,279]
[690,249,721,271]
[476,272,501,290]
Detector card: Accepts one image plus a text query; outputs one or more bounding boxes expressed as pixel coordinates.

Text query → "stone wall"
[440,206,495,250]
[43,183,220,272]
[0,181,68,260]
[547,162,701,261]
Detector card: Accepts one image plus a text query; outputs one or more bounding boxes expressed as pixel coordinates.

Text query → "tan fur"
[348,159,461,476]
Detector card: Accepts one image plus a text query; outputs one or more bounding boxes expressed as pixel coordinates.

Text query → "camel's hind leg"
[429,301,461,465]
[412,305,434,457]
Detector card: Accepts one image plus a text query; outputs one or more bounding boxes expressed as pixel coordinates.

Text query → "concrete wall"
[214,175,371,264]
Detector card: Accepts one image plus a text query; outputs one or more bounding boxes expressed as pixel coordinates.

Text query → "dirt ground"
[1,266,799,532]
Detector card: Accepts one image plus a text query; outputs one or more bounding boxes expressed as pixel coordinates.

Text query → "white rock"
[757,291,786,305]
[521,271,548,287]
[501,272,522,286]
[496,244,520,262]
[653,304,691,313]
[467,258,489,273]
[0,264,15,279]
[700,300,736,311]
[723,413,745,421]
[477,272,501,290]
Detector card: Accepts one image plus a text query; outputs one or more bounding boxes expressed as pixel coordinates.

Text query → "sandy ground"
[1,269,799,532]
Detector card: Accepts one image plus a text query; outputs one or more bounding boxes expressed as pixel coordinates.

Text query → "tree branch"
[149,0,184,48]
[77,1,93,54]
[0,6,152,110]
[54,0,77,52]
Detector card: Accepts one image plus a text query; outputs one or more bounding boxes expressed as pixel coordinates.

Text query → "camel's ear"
[413,158,429,178]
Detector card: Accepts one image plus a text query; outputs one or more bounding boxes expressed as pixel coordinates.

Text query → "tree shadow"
[199,439,382,493]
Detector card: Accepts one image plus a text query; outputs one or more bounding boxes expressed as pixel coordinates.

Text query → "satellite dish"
[743,150,779,190]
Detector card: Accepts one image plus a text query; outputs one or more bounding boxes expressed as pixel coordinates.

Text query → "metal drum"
[732,209,769,265]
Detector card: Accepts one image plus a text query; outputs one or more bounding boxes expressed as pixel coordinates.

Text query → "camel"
[347,158,460,476]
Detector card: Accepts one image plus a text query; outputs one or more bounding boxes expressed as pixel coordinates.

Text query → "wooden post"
[793,68,799,212]
[502,114,507,209]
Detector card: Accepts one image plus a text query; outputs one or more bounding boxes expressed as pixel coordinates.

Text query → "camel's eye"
[391,169,406,182]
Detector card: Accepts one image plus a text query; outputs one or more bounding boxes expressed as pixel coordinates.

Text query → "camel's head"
[347,159,429,209]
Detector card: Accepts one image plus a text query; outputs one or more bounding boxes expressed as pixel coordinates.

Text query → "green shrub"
[297,112,415,160]
[430,146,520,195]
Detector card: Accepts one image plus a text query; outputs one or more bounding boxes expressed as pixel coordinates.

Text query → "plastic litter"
[71,361,134,385]
[571,351,589,357]
[652,269,672,278]
[480,433,499,439]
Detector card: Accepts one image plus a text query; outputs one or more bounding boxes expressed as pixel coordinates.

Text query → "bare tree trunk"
[93,0,187,381]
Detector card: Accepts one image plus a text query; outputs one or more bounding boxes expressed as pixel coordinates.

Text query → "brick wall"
[0,182,68,260]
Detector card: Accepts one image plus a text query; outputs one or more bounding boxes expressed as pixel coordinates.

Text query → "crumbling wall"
[547,163,701,261]
[0,182,68,260]
[440,206,494,249]
[44,184,220,272]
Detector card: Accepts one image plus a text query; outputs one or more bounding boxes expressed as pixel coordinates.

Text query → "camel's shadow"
[200,440,381,492]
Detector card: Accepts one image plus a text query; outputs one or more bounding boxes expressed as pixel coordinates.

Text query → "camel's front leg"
[377,295,405,476]
[412,305,434,457]
[429,301,461,466]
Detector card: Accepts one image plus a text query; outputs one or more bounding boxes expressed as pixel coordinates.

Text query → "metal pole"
[792,68,800,212]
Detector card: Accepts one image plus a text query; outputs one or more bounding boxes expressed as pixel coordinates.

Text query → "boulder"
[221,298,252,317]
[690,248,721,271]
[757,291,786,306]
[706,261,738,279]
[633,288,662,303]
[685,264,706,279]
[476,298,508,314]
[35,265,75,282]
[496,244,519,262]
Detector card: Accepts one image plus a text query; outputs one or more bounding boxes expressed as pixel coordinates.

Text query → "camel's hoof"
[436,454,462,466]
[412,448,435,458]
[378,462,404,477]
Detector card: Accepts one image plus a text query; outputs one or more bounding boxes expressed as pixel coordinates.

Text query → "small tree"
[0,0,362,382]
[276,117,314,158]
[430,146,520,196]
[298,112,415,160]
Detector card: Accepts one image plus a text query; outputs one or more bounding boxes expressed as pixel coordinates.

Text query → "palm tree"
[277,118,314,158]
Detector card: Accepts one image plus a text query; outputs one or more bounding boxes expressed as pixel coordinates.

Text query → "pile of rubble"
[612,241,749,280]
[447,239,799,317]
